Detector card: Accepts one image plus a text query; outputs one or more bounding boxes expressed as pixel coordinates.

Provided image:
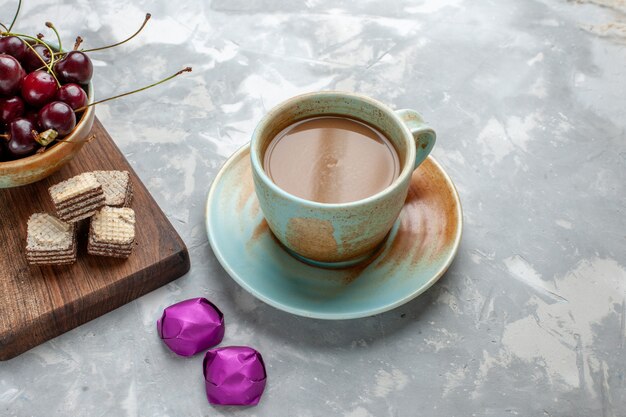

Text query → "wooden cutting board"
[0,118,190,361]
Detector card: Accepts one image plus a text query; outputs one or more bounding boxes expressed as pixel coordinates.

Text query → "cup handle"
[395,109,436,170]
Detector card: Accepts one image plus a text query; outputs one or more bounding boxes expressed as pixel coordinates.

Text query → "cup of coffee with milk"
[250,91,436,268]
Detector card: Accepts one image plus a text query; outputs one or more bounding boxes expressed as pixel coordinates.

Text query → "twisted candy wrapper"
[157,298,225,356]
[203,346,267,406]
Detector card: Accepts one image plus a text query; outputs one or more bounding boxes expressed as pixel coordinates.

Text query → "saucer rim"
[205,143,463,320]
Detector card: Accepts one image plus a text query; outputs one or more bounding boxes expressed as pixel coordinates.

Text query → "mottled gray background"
[1,0,625,416]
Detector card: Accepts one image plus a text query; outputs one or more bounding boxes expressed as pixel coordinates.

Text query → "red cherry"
[0,54,24,96]
[54,51,93,84]
[21,43,51,72]
[6,118,39,158]
[56,83,88,110]
[21,70,58,107]
[0,36,28,62]
[0,96,25,125]
[38,101,76,136]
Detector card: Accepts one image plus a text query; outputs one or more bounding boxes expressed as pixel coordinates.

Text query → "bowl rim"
[0,80,95,168]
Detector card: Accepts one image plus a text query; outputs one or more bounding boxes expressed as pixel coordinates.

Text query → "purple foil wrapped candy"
[203,346,267,406]
[157,298,225,356]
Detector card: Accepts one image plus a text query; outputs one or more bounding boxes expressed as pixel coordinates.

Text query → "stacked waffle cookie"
[49,173,106,222]
[88,207,136,258]
[92,170,133,207]
[26,213,77,265]
[26,170,136,266]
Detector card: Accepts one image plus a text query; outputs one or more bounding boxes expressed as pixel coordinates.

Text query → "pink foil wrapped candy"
[203,346,267,406]
[157,298,225,356]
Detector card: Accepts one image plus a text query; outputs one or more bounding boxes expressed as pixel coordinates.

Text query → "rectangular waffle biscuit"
[27,248,77,258]
[27,258,76,264]
[88,242,133,252]
[87,247,133,258]
[27,255,77,262]
[49,173,102,204]
[25,246,76,256]
[56,194,105,214]
[49,173,105,223]
[27,255,77,261]
[87,246,133,254]
[87,207,136,259]
[92,170,133,207]
[54,188,105,210]
[27,255,78,263]
[123,186,134,207]
[27,257,76,265]
[87,236,134,248]
[27,248,76,258]
[87,248,133,257]
[26,213,77,266]
[57,195,106,223]
[87,244,133,252]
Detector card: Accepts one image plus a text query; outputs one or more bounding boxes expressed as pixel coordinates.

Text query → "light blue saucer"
[205,145,462,320]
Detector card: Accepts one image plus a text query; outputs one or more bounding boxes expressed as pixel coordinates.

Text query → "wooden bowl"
[0,83,95,188]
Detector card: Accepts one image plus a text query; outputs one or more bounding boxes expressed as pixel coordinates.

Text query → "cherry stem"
[82,13,151,53]
[22,41,57,79]
[0,23,8,32]
[75,67,192,112]
[45,22,62,52]
[1,31,61,87]
[52,37,81,58]
[74,36,83,51]
[8,0,21,32]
